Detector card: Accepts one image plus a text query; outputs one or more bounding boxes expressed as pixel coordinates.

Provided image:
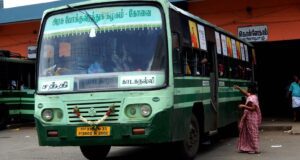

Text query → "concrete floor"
[0,126,299,160]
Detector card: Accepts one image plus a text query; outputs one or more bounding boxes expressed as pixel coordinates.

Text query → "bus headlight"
[140,104,151,117]
[125,104,152,118]
[42,109,53,121]
[129,106,137,115]
[125,105,138,117]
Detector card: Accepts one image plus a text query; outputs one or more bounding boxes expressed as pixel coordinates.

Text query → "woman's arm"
[239,101,256,111]
[234,85,250,97]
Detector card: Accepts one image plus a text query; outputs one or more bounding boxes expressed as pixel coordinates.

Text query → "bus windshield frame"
[37,3,168,94]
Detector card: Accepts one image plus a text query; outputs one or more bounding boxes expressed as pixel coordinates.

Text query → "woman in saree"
[234,84,262,154]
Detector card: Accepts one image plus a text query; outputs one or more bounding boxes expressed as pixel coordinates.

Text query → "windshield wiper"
[66,4,100,30]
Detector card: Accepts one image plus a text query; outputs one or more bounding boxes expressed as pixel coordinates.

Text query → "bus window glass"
[59,42,71,57]
[196,51,210,77]
[43,45,54,58]
[217,54,225,78]
[182,50,190,75]
[170,9,191,48]
[38,6,167,92]
[186,50,196,75]
[172,33,181,75]
[0,59,35,90]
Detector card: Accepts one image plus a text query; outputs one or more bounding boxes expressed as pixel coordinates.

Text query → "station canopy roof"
[0,0,186,25]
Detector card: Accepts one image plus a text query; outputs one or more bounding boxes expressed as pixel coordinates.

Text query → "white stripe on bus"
[9,110,34,115]
[174,97,242,108]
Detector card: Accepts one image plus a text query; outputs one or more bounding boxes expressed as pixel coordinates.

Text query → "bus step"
[201,140,211,145]
[209,130,218,136]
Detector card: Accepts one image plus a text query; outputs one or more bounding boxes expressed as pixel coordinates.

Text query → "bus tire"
[0,107,8,130]
[80,145,111,160]
[176,114,200,160]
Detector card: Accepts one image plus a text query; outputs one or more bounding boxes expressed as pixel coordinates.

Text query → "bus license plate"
[76,126,111,137]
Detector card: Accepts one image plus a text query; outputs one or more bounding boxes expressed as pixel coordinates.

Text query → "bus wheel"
[0,108,8,130]
[80,145,111,160]
[177,114,200,159]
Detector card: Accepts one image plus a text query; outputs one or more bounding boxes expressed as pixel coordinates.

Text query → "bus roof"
[168,3,253,47]
[41,0,169,17]
[0,57,35,64]
[41,0,253,47]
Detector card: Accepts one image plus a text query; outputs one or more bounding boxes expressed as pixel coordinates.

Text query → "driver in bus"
[111,43,132,72]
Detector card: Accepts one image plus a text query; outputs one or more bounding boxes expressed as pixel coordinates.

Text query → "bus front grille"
[66,101,121,124]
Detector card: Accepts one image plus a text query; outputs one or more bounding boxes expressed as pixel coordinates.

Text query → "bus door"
[207,42,218,133]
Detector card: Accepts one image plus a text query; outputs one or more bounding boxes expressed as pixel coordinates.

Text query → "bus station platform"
[260,118,300,135]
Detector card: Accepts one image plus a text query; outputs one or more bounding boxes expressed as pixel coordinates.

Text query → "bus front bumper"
[36,109,173,146]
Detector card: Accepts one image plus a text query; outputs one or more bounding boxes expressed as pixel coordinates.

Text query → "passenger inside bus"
[238,65,245,79]
[55,57,74,75]
[8,80,17,90]
[218,63,225,77]
[111,43,133,72]
[185,63,192,75]
[19,80,27,90]
[196,53,209,76]
[88,61,105,73]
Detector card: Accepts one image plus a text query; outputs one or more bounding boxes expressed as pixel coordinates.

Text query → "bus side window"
[217,54,225,77]
[170,9,192,76]
[238,62,246,80]
[197,51,210,76]
[177,47,195,76]
[233,60,239,79]
[228,58,236,79]
[245,62,252,80]
[183,50,191,75]
[172,33,182,75]
[188,50,197,75]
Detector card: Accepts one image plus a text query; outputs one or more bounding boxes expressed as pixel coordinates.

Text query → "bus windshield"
[38,5,166,93]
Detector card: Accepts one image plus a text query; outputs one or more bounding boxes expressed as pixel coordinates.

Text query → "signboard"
[197,24,207,51]
[221,34,227,56]
[189,21,199,48]
[28,46,37,59]
[231,39,237,59]
[240,43,245,61]
[244,45,249,62]
[215,32,222,54]
[39,78,73,92]
[238,25,268,42]
[236,41,241,60]
[226,37,232,57]
[119,75,156,88]
[44,6,162,38]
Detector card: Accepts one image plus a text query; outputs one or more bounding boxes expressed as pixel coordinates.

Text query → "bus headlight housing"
[125,104,152,118]
[140,104,151,117]
[42,109,53,121]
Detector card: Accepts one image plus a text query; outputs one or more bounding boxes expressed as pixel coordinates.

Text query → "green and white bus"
[0,55,35,129]
[35,0,255,159]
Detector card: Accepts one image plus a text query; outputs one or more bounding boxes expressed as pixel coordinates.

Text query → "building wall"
[2,0,300,57]
[188,0,300,41]
[0,21,39,57]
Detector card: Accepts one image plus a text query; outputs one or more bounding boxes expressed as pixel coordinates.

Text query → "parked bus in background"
[0,50,35,129]
[35,0,256,159]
